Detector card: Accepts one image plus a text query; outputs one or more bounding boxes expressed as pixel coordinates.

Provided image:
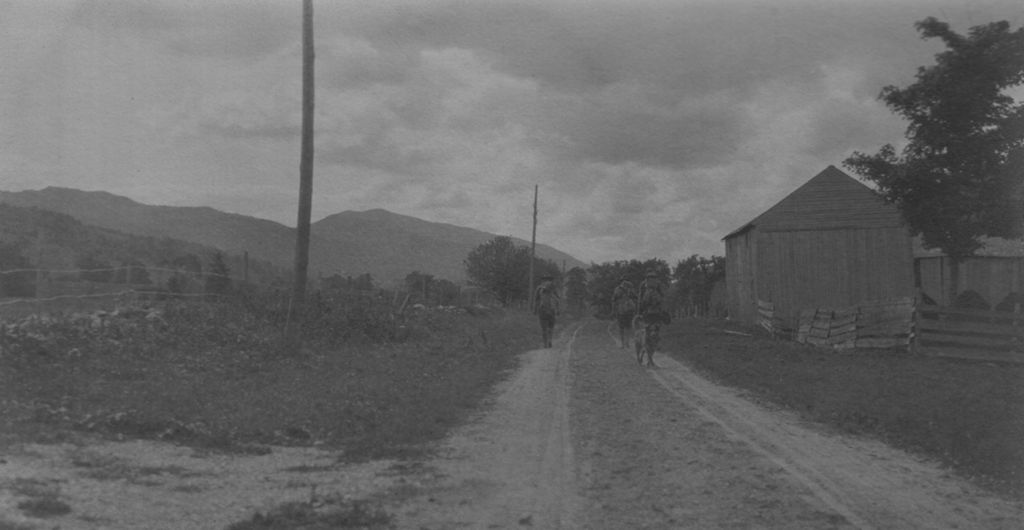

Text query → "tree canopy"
[843,17,1024,259]
[670,254,725,314]
[404,271,460,306]
[205,252,232,295]
[564,266,588,314]
[585,258,670,317]
[464,236,559,305]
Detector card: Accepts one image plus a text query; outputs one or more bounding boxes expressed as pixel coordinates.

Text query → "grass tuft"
[16,497,72,519]
[226,500,391,530]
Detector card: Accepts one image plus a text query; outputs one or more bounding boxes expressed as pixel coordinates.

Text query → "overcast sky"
[2,0,1021,265]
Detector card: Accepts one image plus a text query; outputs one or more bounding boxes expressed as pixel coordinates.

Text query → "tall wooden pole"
[528,184,538,308]
[287,0,315,345]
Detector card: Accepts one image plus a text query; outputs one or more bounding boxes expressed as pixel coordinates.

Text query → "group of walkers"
[612,271,668,361]
[531,270,668,360]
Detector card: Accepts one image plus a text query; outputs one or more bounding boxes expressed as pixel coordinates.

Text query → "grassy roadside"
[0,301,539,461]
[661,317,1024,499]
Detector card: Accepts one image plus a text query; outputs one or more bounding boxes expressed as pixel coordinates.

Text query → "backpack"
[640,282,663,311]
[536,286,558,316]
[613,285,636,315]
[640,281,671,324]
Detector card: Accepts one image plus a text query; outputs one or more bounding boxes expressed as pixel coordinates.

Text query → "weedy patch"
[283,464,336,473]
[226,499,392,530]
[16,497,71,519]
[69,449,205,485]
[0,295,538,464]
[69,450,134,481]
[9,478,71,519]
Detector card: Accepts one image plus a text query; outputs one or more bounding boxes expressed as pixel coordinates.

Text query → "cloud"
[70,0,297,59]
[7,0,1024,267]
[553,87,744,170]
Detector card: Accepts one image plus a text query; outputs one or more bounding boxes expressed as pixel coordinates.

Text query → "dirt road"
[388,319,1024,529]
[3,319,1024,528]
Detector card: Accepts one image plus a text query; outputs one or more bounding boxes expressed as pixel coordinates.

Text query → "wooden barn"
[723,165,914,330]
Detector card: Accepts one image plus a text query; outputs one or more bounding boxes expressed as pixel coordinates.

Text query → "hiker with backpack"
[611,276,637,348]
[636,269,670,361]
[532,275,560,348]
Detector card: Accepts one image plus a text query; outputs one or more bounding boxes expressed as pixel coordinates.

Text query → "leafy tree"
[77,253,114,283]
[670,255,725,315]
[205,252,232,295]
[172,254,204,276]
[166,275,186,294]
[350,273,375,291]
[465,236,557,305]
[586,259,670,317]
[564,266,588,314]
[843,17,1024,298]
[162,253,203,293]
[465,236,527,305]
[320,274,346,291]
[113,259,151,284]
[433,278,461,306]
[0,242,35,297]
[404,271,435,304]
[320,273,375,293]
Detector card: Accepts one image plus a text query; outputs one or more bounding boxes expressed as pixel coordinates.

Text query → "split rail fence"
[758,296,1024,363]
[915,303,1024,362]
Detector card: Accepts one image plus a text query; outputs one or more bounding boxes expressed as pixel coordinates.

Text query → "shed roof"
[723,165,904,239]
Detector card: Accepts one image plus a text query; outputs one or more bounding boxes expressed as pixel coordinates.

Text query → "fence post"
[1015,302,1021,343]
[912,288,922,355]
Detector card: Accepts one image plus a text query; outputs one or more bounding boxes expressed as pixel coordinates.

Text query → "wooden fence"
[795,297,915,351]
[915,304,1024,362]
[757,300,782,337]
[757,296,1024,361]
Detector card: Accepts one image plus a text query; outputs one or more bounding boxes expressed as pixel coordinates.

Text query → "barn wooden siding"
[725,228,757,324]
[724,166,914,329]
[758,227,914,329]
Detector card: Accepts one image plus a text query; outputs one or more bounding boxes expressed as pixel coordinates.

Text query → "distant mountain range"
[0,187,586,285]
[0,202,283,288]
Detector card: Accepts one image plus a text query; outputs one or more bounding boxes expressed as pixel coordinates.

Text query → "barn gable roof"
[723,165,904,239]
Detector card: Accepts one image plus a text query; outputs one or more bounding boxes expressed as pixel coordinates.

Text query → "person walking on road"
[533,275,560,348]
[611,276,637,348]
[636,270,669,357]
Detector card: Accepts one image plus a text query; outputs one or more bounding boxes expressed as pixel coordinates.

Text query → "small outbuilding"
[723,165,914,330]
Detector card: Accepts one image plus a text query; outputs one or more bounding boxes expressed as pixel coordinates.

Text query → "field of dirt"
[3,318,1024,528]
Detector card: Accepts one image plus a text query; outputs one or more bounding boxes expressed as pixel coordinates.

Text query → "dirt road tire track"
[650,353,1024,529]
[573,321,854,528]
[392,318,1024,528]
[569,320,1024,529]
[386,322,585,528]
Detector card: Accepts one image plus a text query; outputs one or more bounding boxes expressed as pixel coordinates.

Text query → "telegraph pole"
[286,0,315,347]
[528,184,538,309]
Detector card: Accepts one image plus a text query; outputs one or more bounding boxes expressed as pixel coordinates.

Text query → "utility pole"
[528,184,538,309]
[286,0,315,347]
